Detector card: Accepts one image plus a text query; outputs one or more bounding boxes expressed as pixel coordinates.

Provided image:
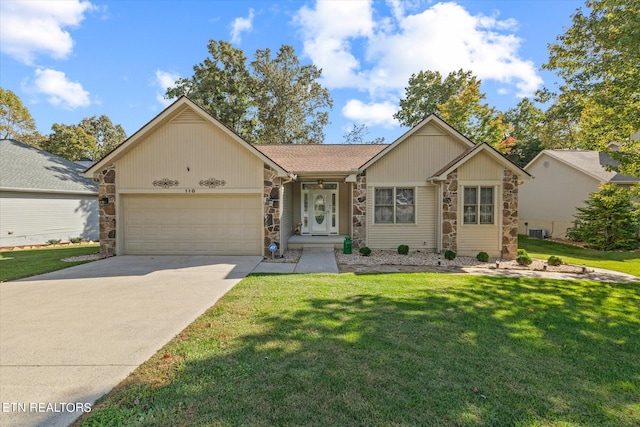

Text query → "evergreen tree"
[567,183,640,250]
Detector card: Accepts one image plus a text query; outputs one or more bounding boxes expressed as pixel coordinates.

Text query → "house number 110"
[185,189,196,193]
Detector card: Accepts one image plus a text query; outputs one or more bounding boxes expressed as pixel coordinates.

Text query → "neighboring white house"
[519,148,639,238]
[0,139,99,247]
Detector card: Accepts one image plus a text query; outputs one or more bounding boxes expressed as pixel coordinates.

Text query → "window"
[374,188,415,224]
[463,186,494,224]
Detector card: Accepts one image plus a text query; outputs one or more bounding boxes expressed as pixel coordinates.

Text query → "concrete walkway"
[0,255,261,427]
[252,248,339,274]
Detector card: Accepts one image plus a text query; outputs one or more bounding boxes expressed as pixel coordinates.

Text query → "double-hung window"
[374,188,415,224]
[463,186,494,225]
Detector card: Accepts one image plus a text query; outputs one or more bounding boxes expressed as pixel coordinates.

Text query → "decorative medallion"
[199,178,226,188]
[152,178,179,188]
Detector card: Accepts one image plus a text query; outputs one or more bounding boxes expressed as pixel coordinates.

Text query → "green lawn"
[519,235,640,277]
[78,273,640,426]
[0,244,100,282]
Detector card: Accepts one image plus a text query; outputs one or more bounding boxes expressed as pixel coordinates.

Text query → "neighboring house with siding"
[0,139,99,247]
[519,148,639,238]
[84,96,529,259]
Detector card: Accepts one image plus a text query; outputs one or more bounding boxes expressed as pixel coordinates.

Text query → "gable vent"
[171,109,205,124]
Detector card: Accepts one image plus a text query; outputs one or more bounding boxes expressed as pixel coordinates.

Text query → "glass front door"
[301,183,338,234]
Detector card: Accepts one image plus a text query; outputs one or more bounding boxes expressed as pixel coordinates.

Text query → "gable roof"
[0,139,97,194]
[83,96,288,178]
[428,142,531,181]
[359,114,475,171]
[254,144,386,174]
[526,150,638,184]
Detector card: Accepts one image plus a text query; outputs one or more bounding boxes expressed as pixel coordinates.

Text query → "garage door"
[122,194,262,255]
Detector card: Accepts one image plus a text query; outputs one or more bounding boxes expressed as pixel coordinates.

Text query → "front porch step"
[288,235,347,250]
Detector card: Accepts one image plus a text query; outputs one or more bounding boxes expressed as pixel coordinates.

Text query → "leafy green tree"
[394,69,509,146]
[342,123,385,144]
[40,124,97,161]
[545,0,640,175]
[166,40,255,137]
[166,41,332,144]
[503,97,546,166]
[250,45,332,144]
[567,183,640,250]
[78,115,127,159]
[0,87,38,143]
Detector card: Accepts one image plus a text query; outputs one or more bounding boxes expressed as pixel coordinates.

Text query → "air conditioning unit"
[529,228,547,239]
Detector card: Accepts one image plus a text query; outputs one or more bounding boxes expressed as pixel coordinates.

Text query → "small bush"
[69,236,83,244]
[548,255,563,266]
[359,247,372,256]
[444,250,456,260]
[397,245,409,255]
[516,249,532,266]
[476,251,489,262]
[47,239,62,245]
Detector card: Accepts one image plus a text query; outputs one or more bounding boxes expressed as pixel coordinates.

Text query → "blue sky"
[0,0,584,144]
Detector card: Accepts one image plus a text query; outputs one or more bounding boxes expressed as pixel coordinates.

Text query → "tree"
[250,45,332,144]
[0,87,38,143]
[544,0,640,175]
[394,69,509,146]
[342,124,385,144]
[566,183,640,250]
[78,115,127,159]
[166,41,333,144]
[40,124,97,161]
[166,40,255,137]
[503,97,546,166]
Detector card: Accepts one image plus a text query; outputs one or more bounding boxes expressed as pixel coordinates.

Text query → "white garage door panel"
[123,195,262,255]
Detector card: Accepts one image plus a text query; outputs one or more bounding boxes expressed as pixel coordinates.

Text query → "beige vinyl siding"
[338,182,349,234]
[0,191,98,246]
[366,185,437,250]
[280,182,294,252]
[457,151,503,180]
[519,154,600,238]
[458,223,501,256]
[367,123,470,182]
[121,194,261,255]
[118,116,263,191]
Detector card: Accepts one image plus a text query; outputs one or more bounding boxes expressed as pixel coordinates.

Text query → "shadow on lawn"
[83,275,640,426]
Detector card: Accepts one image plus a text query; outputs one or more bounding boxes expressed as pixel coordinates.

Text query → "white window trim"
[373,186,417,225]
[462,185,497,226]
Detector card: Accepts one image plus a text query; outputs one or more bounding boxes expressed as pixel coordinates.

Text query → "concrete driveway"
[0,255,261,427]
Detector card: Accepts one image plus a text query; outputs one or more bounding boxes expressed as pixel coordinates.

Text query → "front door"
[310,190,331,234]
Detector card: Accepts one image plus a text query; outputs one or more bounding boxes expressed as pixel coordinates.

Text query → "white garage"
[122,194,262,255]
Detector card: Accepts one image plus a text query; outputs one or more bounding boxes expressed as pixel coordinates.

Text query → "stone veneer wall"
[501,168,519,259]
[441,170,458,252]
[263,164,282,255]
[352,172,367,247]
[98,164,117,257]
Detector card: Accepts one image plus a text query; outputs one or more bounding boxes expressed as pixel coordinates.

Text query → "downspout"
[279,173,297,256]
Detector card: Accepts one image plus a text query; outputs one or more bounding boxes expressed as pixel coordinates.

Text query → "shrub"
[359,247,372,256]
[397,245,409,255]
[69,236,83,244]
[47,239,61,245]
[444,250,456,260]
[516,249,532,266]
[476,251,489,262]
[548,255,563,266]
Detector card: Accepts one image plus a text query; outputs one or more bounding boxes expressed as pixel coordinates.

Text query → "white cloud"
[294,1,543,125]
[32,68,90,109]
[342,99,399,128]
[230,8,254,44]
[0,0,95,65]
[155,70,181,106]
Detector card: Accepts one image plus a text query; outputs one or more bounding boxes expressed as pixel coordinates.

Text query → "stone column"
[442,170,458,253]
[98,164,116,257]
[501,168,519,259]
[352,172,367,247]
[263,165,281,255]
